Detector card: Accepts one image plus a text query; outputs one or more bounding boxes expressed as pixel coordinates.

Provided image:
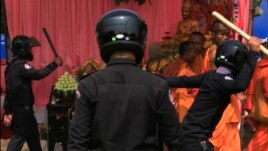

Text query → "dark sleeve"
[20,62,58,80]
[68,78,97,151]
[3,66,12,114]
[165,74,204,88]
[3,92,11,114]
[157,82,183,151]
[220,52,259,93]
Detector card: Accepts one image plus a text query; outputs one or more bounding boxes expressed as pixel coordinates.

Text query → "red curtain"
[3,0,183,106]
[238,0,251,36]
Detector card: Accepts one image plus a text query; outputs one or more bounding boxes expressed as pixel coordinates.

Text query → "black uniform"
[4,58,58,151]
[68,58,183,151]
[166,51,259,151]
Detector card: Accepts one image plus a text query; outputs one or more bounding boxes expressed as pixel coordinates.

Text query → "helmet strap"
[11,55,19,60]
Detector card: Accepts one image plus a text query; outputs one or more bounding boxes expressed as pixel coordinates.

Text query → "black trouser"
[7,106,42,151]
[182,136,214,151]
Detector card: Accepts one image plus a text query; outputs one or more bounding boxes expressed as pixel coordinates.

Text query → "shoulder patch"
[76,90,81,99]
[24,63,32,69]
[224,75,233,80]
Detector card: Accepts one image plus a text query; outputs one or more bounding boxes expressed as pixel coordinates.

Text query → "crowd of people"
[151,12,267,151]
[1,5,267,151]
[148,2,267,150]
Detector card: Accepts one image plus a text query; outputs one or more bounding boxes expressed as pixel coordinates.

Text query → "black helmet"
[96,9,147,63]
[214,40,249,73]
[11,35,40,61]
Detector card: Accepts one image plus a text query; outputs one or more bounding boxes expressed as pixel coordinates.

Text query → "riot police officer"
[68,9,183,151]
[3,35,63,151]
[166,38,261,151]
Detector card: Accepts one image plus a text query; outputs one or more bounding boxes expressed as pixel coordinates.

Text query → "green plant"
[254,0,264,16]
[255,0,262,6]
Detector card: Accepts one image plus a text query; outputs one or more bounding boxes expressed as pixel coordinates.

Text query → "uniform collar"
[10,57,27,64]
[107,58,137,66]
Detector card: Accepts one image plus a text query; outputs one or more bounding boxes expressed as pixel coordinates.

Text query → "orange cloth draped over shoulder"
[245,59,268,151]
[203,44,217,72]
[203,44,241,151]
[247,124,268,151]
[192,54,204,74]
[245,59,268,110]
[162,58,198,122]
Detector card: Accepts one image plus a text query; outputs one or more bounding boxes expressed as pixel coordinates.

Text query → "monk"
[163,41,198,122]
[245,42,268,151]
[163,31,205,123]
[203,20,229,72]
[189,31,205,74]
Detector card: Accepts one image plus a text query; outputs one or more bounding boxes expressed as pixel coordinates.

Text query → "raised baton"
[212,11,268,55]
[42,28,59,57]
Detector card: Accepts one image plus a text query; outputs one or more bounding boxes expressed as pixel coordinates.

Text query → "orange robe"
[162,57,183,77]
[203,45,241,151]
[192,54,204,74]
[209,95,241,151]
[203,44,217,72]
[245,59,268,151]
[163,58,198,122]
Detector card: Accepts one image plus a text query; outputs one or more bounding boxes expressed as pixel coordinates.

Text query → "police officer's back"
[68,9,183,151]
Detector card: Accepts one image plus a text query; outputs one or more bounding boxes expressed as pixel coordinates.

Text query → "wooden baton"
[42,28,59,57]
[212,11,268,55]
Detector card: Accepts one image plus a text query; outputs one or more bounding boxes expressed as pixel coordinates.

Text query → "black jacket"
[4,58,58,113]
[68,58,183,151]
[166,51,259,139]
